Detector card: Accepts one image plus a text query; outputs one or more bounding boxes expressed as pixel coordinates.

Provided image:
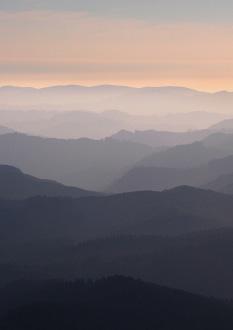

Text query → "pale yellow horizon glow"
[2,79,233,93]
[1,11,233,92]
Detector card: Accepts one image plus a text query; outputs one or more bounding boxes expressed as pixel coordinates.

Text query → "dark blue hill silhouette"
[0,165,98,199]
[1,187,233,297]
[1,186,233,245]
[1,276,233,330]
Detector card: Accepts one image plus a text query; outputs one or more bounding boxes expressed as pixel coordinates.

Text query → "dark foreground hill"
[1,276,233,330]
[2,229,233,298]
[1,186,233,246]
[0,165,98,199]
[56,228,233,298]
[1,187,233,298]
[2,187,233,248]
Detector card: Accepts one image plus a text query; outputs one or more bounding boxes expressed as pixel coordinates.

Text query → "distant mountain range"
[210,118,233,132]
[1,131,233,192]
[111,128,212,147]
[137,140,227,168]
[110,156,233,193]
[0,133,152,190]
[1,85,233,117]
[110,133,233,192]
[0,87,231,140]
[0,109,228,139]
[203,172,233,194]
[0,125,13,135]
[0,165,98,199]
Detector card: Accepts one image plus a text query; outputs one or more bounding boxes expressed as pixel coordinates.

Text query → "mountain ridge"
[0,164,99,199]
[1,276,233,330]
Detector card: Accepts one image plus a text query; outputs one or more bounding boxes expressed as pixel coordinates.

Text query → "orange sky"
[1,11,233,91]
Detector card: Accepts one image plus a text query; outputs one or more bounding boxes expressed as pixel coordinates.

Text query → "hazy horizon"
[1,1,233,91]
[1,83,233,93]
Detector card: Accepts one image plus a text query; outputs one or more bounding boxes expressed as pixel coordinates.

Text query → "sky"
[1,0,233,90]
